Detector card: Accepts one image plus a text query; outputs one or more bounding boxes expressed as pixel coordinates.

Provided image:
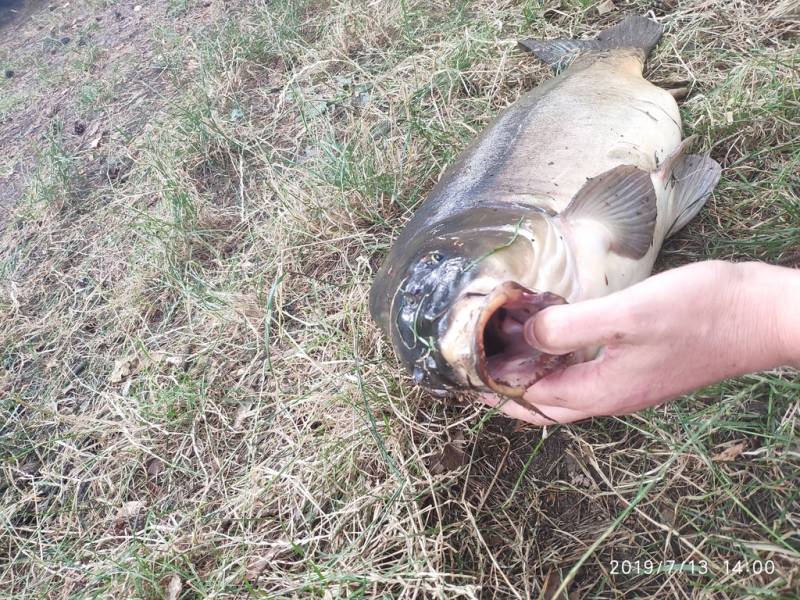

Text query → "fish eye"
[423,251,444,265]
[403,291,421,306]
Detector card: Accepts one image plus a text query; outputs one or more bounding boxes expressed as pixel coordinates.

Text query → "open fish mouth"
[473,282,572,397]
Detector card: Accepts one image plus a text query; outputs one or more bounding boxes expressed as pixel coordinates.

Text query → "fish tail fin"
[519,16,663,71]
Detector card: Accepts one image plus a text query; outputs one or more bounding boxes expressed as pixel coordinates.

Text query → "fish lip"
[473,282,571,398]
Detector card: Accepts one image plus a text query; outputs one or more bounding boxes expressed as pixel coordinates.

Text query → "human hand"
[481,261,800,425]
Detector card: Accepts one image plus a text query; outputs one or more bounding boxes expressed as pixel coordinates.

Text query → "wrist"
[733,261,800,369]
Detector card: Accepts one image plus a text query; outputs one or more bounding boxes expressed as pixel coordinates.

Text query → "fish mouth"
[473,282,572,397]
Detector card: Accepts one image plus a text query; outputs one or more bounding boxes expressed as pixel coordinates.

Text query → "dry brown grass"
[1,0,798,597]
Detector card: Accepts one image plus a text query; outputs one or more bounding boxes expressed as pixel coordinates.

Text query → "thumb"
[523,359,606,411]
[523,295,626,355]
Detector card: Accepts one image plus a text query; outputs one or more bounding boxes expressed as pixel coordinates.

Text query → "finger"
[523,359,608,412]
[479,393,593,425]
[524,405,594,425]
[480,392,542,421]
[523,295,632,355]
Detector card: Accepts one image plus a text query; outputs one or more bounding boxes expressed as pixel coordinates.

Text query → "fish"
[369,16,721,413]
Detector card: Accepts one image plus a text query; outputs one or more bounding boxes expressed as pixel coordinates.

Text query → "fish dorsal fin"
[519,16,663,71]
[562,165,657,259]
[518,38,602,70]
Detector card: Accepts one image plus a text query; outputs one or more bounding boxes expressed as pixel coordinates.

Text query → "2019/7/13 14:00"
[608,559,777,576]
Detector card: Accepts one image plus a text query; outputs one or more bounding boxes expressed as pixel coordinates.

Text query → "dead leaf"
[165,355,185,367]
[109,350,178,383]
[659,503,676,525]
[84,121,105,149]
[117,500,145,519]
[228,293,263,321]
[596,0,617,15]
[540,568,569,599]
[654,0,678,12]
[114,500,146,533]
[233,402,254,429]
[513,420,531,433]
[163,574,181,600]
[145,458,163,479]
[109,356,134,383]
[245,546,287,582]
[712,441,748,462]
[430,443,466,474]
[246,556,271,581]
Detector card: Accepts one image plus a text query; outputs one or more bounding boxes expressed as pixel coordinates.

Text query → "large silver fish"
[369,16,721,410]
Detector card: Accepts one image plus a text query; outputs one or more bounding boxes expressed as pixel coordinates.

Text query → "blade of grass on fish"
[403,292,428,350]
[463,217,526,273]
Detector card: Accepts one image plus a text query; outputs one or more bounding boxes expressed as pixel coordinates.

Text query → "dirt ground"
[0,0,798,598]
[0,0,213,227]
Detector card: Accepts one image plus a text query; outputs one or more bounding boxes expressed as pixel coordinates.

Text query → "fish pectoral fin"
[663,154,722,238]
[519,16,663,71]
[562,165,657,259]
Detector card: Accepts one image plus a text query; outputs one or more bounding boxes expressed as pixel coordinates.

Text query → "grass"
[0,0,798,597]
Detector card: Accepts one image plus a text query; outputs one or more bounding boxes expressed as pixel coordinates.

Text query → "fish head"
[370,207,577,398]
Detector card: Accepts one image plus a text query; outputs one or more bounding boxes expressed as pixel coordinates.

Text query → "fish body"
[370,16,721,400]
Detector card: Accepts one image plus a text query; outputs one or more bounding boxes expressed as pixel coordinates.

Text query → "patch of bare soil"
[0,0,218,229]
[0,0,45,30]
